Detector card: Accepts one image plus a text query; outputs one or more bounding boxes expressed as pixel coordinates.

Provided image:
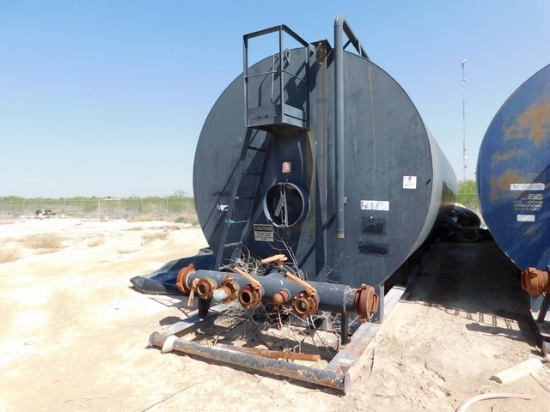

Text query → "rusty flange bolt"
[272,289,290,305]
[176,264,196,293]
[291,291,319,318]
[354,284,379,322]
[238,284,263,309]
[521,267,550,298]
[195,278,216,300]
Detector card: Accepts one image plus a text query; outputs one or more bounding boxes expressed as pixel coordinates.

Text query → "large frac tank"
[477,64,550,271]
[193,18,457,289]
[135,20,460,391]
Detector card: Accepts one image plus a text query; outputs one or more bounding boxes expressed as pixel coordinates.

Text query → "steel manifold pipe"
[176,265,379,321]
[149,331,351,394]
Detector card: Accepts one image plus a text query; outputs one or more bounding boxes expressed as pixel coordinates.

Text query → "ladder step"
[224,219,249,225]
[223,241,243,248]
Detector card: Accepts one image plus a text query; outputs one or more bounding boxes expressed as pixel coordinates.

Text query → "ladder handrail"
[243,24,313,130]
[334,16,369,59]
[243,24,310,47]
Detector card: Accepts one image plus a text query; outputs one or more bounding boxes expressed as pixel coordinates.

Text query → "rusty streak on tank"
[491,149,523,165]
[504,99,550,147]
[489,169,523,203]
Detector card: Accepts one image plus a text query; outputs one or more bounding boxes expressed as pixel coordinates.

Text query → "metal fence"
[0,197,198,223]
[1,193,480,223]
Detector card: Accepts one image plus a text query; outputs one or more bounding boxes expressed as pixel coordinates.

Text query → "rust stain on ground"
[505,100,550,147]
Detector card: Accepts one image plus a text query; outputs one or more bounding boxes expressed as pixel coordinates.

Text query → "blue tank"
[477,64,550,270]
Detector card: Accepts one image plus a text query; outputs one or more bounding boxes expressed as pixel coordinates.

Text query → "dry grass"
[0,243,21,263]
[87,237,105,247]
[127,224,176,232]
[24,234,64,251]
[127,215,167,222]
[117,249,137,254]
[141,231,169,244]
[161,225,179,231]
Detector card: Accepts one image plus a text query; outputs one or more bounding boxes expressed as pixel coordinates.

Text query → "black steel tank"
[193,18,457,288]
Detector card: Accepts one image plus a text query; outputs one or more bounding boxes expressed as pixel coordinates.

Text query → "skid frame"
[148,281,411,394]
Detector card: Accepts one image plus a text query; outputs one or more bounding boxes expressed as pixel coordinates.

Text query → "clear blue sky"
[2,1,549,198]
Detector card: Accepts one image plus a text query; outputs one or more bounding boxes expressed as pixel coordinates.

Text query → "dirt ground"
[2,217,550,412]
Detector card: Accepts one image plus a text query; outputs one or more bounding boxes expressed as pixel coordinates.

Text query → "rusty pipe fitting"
[521,267,550,298]
[213,278,240,303]
[195,278,217,300]
[354,284,379,322]
[176,264,196,293]
[291,290,319,318]
[238,284,263,309]
[272,289,290,305]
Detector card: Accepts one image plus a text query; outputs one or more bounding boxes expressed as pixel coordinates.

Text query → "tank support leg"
[536,294,550,323]
[198,297,212,318]
[534,294,550,357]
[372,283,385,322]
[340,313,349,345]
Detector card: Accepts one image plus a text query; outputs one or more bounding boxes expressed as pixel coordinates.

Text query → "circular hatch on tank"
[263,182,309,228]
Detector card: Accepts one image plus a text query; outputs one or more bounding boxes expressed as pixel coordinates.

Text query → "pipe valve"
[354,284,379,322]
[521,267,550,298]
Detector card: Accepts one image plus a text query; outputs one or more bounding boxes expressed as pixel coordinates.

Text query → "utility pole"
[461,59,467,182]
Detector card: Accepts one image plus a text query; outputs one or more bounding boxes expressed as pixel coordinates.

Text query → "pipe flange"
[216,279,239,302]
[238,284,263,309]
[195,278,216,300]
[521,267,550,298]
[176,264,196,293]
[354,284,379,322]
[291,291,319,318]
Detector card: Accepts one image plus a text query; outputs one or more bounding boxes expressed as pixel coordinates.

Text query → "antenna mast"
[461,59,467,182]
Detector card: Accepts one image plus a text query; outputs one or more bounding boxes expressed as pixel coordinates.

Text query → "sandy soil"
[1,217,550,412]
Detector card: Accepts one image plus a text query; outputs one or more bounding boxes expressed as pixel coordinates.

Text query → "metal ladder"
[215,130,269,269]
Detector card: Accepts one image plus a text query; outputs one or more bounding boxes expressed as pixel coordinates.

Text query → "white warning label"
[513,193,543,213]
[253,224,274,241]
[517,215,535,222]
[510,183,545,191]
[403,176,417,189]
[361,200,390,211]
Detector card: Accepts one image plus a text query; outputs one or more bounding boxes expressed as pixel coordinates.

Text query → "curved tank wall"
[194,43,457,288]
[477,64,550,270]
